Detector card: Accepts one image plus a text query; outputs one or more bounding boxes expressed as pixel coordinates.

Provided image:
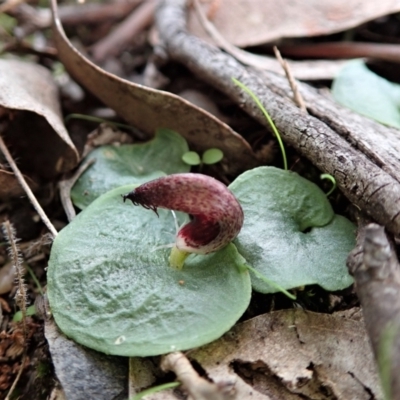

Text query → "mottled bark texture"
[156,0,400,236]
[347,224,400,400]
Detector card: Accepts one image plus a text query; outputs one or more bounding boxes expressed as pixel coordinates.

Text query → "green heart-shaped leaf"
[332,59,400,128]
[71,128,190,209]
[230,167,355,293]
[48,185,251,356]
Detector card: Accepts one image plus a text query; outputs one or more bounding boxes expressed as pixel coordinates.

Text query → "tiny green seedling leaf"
[202,148,223,165]
[182,151,201,166]
[71,128,190,209]
[47,185,251,357]
[182,148,224,166]
[230,166,355,293]
[332,59,400,128]
[13,304,36,322]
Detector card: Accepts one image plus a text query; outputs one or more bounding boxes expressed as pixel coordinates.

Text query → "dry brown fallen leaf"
[0,59,79,181]
[188,0,400,47]
[0,168,38,200]
[190,0,349,81]
[50,0,258,175]
[189,309,383,400]
[148,309,382,399]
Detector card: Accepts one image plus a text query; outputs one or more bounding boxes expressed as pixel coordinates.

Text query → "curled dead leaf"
[188,0,400,47]
[0,59,79,179]
[50,0,257,175]
[188,310,382,400]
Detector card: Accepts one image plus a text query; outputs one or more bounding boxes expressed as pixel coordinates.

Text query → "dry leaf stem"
[58,158,95,222]
[0,134,58,237]
[273,46,307,113]
[347,224,400,399]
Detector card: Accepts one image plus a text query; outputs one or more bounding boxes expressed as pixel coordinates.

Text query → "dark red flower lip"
[123,173,244,261]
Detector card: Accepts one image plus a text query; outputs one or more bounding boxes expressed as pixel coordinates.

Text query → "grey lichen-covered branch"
[347,224,400,399]
[156,0,400,236]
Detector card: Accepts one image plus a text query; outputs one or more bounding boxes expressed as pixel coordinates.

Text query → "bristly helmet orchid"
[123,173,244,269]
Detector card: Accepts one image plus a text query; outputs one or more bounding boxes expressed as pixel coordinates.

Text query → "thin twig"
[273,46,307,113]
[58,158,95,221]
[5,351,28,400]
[0,134,58,237]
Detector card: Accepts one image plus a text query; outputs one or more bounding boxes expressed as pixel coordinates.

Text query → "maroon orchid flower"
[123,173,244,268]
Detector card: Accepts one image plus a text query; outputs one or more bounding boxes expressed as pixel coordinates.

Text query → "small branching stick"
[59,158,95,222]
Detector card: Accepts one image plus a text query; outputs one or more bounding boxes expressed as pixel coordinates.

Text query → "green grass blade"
[245,264,296,300]
[131,382,180,400]
[320,174,337,197]
[232,77,288,170]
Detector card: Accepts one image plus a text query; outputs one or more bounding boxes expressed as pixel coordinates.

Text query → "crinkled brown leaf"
[188,0,400,47]
[0,169,38,200]
[50,0,257,175]
[0,59,78,178]
[186,310,382,400]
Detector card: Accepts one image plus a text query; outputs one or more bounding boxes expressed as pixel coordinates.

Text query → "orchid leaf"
[71,128,190,209]
[332,59,400,128]
[47,185,251,357]
[230,167,355,293]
